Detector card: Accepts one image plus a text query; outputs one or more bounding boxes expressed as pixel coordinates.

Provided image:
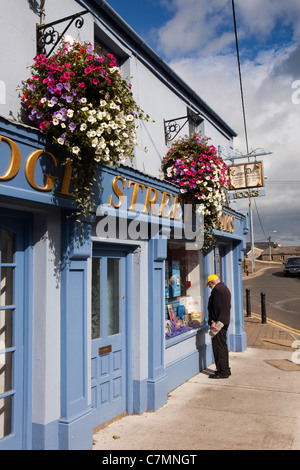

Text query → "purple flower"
[64,83,71,91]
[66,95,73,103]
[69,122,76,132]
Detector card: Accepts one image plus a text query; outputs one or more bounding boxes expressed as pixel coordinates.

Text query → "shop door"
[0,217,26,449]
[91,249,127,428]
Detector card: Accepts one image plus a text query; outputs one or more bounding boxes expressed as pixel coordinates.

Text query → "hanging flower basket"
[19,40,149,220]
[162,133,230,250]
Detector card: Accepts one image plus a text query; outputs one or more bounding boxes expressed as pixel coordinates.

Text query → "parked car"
[283,257,300,276]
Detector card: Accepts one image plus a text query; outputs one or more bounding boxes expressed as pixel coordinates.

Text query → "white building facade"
[0,0,248,449]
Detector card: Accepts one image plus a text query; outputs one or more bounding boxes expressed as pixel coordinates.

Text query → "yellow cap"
[205,274,219,287]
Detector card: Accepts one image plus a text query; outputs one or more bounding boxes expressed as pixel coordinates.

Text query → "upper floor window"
[188,108,204,136]
[94,24,129,69]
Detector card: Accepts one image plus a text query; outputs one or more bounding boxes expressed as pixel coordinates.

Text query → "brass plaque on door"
[99,345,112,355]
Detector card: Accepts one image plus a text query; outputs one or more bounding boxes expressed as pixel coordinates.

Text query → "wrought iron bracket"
[163,109,203,145]
[36,9,89,57]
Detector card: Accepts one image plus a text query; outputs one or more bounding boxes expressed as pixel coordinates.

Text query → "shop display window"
[165,241,204,339]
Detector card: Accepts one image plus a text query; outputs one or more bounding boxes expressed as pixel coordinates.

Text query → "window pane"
[0,351,13,394]
[0,309,13,349]
[91,259,101,340]
[0,395,12,439]
[107,259,120,336]
[0,267,13,306]
[1,229,14,264]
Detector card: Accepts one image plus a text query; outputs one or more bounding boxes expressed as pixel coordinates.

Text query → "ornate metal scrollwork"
[36,9,89,57]
[164,110,203,145]
[164,120,181,144]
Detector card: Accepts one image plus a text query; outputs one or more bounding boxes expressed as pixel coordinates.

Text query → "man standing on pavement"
[206,274,231,379]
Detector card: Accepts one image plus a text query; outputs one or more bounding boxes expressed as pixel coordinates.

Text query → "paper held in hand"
[209,321,224,337]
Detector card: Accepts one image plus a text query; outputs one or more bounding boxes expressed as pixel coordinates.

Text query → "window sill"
[165,324,209,348]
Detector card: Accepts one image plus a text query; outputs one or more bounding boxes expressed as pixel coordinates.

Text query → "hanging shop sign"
[228,161,264,190]
[228,187,266,200]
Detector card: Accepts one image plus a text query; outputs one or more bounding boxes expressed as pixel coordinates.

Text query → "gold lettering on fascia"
[216,213,235,233]
[0,135,73,195]
[108,175,182,220]
[0,134,182,219]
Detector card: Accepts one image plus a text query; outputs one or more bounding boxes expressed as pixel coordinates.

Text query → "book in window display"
[171,260,181,297]
[165,304,193,339]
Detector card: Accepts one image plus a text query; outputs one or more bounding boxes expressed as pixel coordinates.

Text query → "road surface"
[243,267,300,331]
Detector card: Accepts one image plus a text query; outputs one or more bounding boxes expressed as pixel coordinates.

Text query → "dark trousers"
[212,326,231,376]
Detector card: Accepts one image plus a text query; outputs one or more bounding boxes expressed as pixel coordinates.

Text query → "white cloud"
[155,0,300,243]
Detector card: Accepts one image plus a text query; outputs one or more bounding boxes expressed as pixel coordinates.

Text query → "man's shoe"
[208,374,229,379]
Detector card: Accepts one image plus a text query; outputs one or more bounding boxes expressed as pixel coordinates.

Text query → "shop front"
[0,118,247,449]
[92,162,248,420]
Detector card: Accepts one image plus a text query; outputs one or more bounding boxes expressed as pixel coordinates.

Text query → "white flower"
[97,111,106,120]
[81,106,89,112]
[87,130,96,138]
[61,123,66,128]
[67,109,74,117]
[48,100,55,107]
[91,138,98,147]
[100,100,107,107]
[72,146,80,154]
[98,137,106,149]
[40,97,47,104]
[108,121,118,129]
[126,114,134,121]
[88,116,96,123]
[80,123,87,131]
[81,97,87,103]
[53,118,59,125]
[57,138,64,145]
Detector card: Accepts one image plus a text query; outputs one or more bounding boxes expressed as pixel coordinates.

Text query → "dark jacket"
[208,282,231,326]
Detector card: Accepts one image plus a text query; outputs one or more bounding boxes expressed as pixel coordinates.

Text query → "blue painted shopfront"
[0,117,248,449]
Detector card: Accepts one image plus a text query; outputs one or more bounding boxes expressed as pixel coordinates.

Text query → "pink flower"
[78,82,85,88]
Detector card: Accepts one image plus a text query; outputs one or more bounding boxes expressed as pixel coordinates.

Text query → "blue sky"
[106,0,300,246]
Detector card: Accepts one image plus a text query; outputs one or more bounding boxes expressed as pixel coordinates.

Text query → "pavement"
[93,263,300,452]
[93,313,300,452]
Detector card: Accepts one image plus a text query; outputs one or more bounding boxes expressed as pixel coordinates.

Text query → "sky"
[106,0,300,247]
